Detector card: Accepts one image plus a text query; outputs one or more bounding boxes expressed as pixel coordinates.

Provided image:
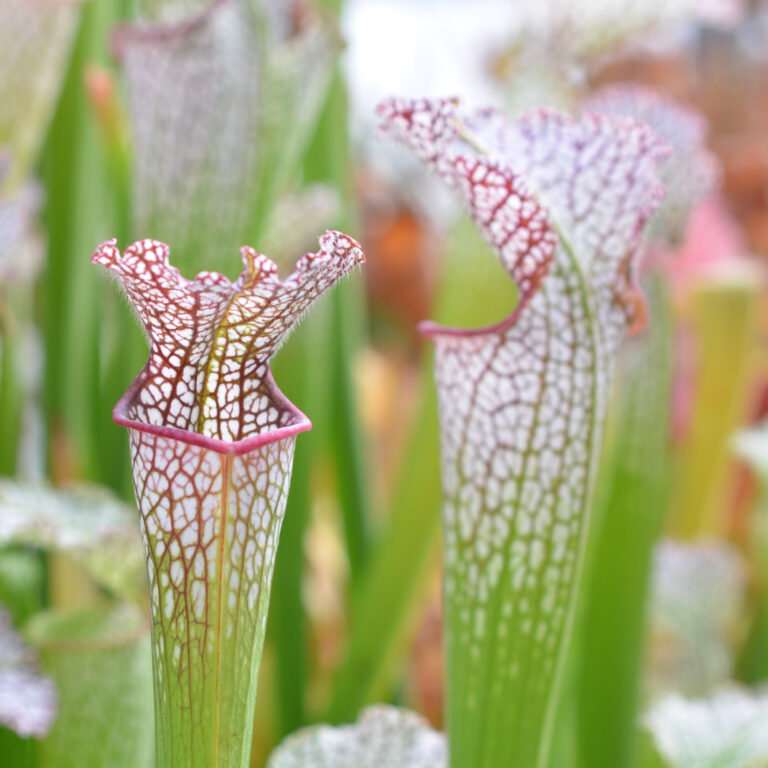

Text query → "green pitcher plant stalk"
[93,231,364,768]
[377,96,667,768]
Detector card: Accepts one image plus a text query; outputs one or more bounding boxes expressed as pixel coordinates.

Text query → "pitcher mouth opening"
[112,366,311,457]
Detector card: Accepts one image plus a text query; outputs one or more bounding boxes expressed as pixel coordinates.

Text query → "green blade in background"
[270,298,333,738]
[41,0,138,493]
[327,216,518,722]
[577,275,674,768]
[671,267,761,538]
[731,420,768,682]
[269,2,372,734]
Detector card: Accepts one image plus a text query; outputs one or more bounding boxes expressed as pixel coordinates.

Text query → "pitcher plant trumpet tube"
[378,96,667,768]
[93,231,364,768]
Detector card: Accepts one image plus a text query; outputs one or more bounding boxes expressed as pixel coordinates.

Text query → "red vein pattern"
[93,231,363,767]
[379,97,667,768]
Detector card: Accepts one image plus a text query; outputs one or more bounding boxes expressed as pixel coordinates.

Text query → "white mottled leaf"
[646,689,768,768]
[0,606,56,738]
[113,0,339,274]
[648,539,747,698]
[0,175,43,285]
[0,481,144,601]
[513,0,742,61]
[268,705,447,768]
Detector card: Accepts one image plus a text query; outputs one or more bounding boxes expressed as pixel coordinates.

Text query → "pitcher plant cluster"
[1,1,767,768]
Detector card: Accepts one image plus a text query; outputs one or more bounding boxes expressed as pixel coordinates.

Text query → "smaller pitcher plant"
[93,231,364,768]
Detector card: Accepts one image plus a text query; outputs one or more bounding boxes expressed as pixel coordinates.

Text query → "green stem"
[672,274,760,537]
[576,274,673,768]
[42,0,131,485]
[270,305,332,736]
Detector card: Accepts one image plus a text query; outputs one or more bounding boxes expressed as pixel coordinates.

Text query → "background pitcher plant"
[377,96,668,768]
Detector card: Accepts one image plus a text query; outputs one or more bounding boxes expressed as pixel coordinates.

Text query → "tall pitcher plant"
[378,97,667,768]
[93,231,364,768]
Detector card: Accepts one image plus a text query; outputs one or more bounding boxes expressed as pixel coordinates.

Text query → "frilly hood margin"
[377,96,668,768]
[92,231,364,768]
[92,230,363,450]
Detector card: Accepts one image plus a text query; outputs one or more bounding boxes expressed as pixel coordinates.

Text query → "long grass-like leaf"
[576,85,720,768]
[576,275,673,768]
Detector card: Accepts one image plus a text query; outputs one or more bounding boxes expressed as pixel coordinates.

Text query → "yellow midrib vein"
[212,452,232,768]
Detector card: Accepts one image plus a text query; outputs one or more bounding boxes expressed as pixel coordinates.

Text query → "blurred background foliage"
[1,0,768,767]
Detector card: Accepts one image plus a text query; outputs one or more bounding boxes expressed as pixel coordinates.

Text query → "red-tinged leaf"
[378,96,667,768]
[93,231,364,767]
[648,540,747,699]
[0,607,57,739]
